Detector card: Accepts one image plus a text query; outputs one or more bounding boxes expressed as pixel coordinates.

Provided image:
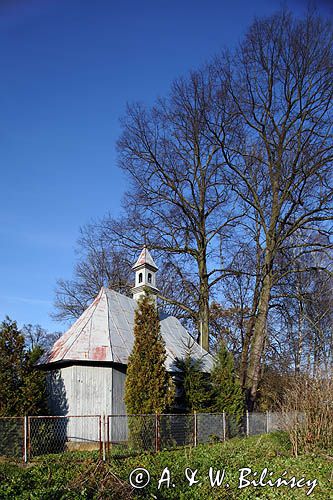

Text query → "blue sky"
[0,0,331,333]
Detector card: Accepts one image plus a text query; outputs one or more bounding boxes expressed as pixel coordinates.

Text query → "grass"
[0,433,331,499]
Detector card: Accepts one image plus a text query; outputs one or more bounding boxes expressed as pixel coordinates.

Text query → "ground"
[0,433,331,499]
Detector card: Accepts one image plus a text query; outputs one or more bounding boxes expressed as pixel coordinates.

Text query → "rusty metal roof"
[132,246,158,270]
[40,287,213,372]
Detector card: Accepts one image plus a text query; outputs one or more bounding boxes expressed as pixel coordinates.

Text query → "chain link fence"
[28,415,101,459]
[106,411,292,457]
[107,413,196,458]
[196,412,246,442]
[160,414,195,449]
[247,411,267,435]
[0,417,25,459]
[197,413,225,443]
[0,412,288,462]
[107,414,156,456]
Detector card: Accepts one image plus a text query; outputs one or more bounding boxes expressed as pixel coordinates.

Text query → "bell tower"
[131,246,159,302]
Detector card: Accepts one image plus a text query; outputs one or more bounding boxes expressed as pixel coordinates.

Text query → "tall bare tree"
[116,69,241,350]
[276,248,333,376]
[53,10,332,410]
[215,10,333,408]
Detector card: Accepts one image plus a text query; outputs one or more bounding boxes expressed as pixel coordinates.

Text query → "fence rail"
[0,411,288,462]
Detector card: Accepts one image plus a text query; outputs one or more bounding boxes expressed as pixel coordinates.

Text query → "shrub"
[279,372,333,456]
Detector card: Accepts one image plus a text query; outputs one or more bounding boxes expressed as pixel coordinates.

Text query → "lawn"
[0,433,331,499]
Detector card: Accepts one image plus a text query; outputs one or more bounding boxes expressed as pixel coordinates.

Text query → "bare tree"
[22,324,61,352]
[215,10,333,408]
[116,69,242,350]
[53,227,133,323]
[53,221,199,329]
[273,241,333,377]
[305,271,333,375]
[52,10,332,409]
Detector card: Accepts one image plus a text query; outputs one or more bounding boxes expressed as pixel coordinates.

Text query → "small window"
[148,273,152,284]
[139,272,143,283]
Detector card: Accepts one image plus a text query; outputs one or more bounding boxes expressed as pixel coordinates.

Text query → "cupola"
[131,246,159,302]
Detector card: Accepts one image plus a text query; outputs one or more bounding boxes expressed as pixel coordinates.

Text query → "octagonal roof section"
[39,287,213,372]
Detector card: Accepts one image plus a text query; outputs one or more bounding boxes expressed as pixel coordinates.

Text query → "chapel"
[39,247,213,418]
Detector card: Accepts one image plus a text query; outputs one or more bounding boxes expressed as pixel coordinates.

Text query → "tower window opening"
[148,273,152,284]
[139,272,143,283]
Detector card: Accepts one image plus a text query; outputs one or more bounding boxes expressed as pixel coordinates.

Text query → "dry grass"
[67,460,134,499]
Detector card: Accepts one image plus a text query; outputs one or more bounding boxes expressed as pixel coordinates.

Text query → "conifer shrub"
[124,292,174,449]
[174,353,212,413]
[210,342,245,434]
[0,317,47,417]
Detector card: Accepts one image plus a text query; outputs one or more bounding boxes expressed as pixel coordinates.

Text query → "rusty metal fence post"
[102,414,106,461]
[106,415,110,458]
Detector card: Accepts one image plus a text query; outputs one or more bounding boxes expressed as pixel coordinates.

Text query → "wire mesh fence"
[0,412,288,462]
[160,414,194,449]
[0,417,24,459]
[106,412,254,457]
[197,413,225,443]
[107,413,196,458]
[267,411,285,432]
[28,415,101,459]
[107,414,156,454]
[248,411,267,435]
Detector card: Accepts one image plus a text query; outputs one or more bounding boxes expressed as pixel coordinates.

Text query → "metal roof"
[132,246,158,270]
[40,287,213,372]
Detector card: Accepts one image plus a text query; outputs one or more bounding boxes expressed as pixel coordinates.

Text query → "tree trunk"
[240,327,252,388]
[245,261,273,410]
[198,255,210,352]
[240,232,262,388]
[295,298,303,375]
